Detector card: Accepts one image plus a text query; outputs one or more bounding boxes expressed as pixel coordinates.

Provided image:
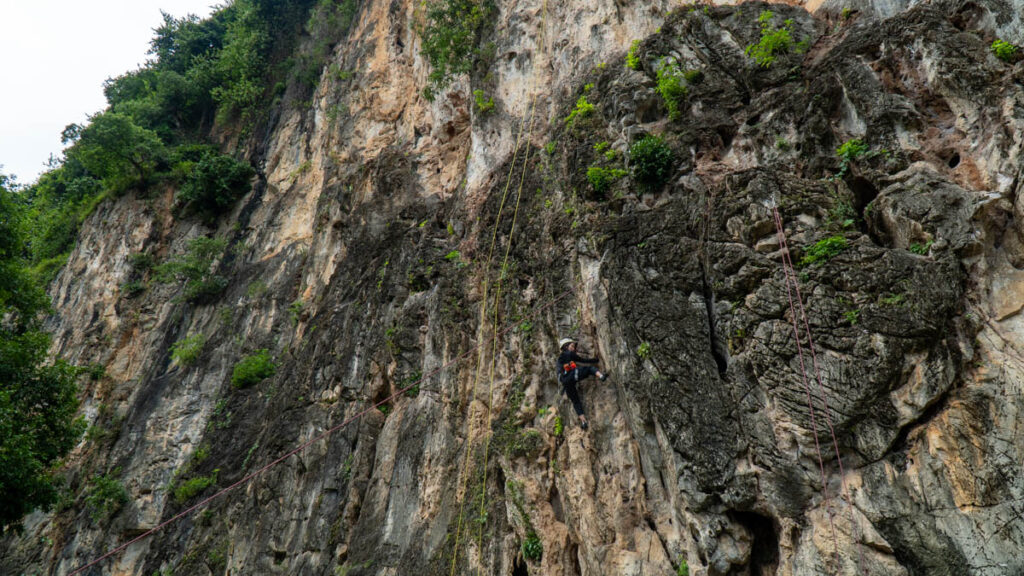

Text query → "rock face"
[7,0,1024,574]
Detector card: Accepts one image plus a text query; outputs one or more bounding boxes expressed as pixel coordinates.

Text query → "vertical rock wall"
[7,1,1024,575]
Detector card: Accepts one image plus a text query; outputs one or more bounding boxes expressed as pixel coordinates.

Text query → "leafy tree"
[177,150,254,222]
[0,175,83,534]
[149,11,230,74]
[63,112,165,193]
[17,157,104,286]
[209,0,270,121]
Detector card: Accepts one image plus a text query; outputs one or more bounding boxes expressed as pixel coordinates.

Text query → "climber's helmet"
[559,337,577,351]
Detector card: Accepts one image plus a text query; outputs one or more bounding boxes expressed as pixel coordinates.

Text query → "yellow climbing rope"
[449,0,551,573]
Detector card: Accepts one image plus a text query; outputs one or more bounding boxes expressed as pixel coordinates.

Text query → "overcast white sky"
[0,1,218,185]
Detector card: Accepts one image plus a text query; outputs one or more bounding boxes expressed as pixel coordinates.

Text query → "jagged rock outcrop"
[8,0,1024,575]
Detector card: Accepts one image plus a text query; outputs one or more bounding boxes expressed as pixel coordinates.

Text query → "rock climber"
[557,337,608,430]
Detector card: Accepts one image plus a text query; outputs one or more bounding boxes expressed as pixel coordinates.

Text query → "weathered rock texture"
[7,0,1024,574]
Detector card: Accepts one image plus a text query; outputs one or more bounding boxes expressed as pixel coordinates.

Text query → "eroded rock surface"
[6,0,1024,575]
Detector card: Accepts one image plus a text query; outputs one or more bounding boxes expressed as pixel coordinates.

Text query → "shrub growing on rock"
[419,0,496,99]
[473,89,495,113]
[170,333,206,366]
[745,10,794,67]
[799,236,848,267]
[656,58,688,120]
[522,531,543,561]
[626,39,641,69]
[992,39,1018,62]
[173,469,219,504]
[564,94,595,127]
[177,150,254,222]
[84,472,129,524]
[586,166,627,195]
[629,135,674,191]
[232,349,276,388]
[154,236,228,303]
[835,138,869,178]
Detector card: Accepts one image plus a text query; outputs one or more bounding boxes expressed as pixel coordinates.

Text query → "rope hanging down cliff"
[67,287,576,576]
[448,0,552,572]
[475,0,552,570]
[772,204,866,575]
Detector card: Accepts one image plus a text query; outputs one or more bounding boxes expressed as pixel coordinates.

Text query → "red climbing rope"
[771,206,841,569]
[774,207,867,575]
[68,285,577,576]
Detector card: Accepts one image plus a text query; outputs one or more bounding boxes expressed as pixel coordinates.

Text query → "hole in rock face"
[550,485,564,523]
[950,2,985,31]
[948,152,961,168]
[732,511,780,576]
[717,126,736,149]
[568,543,581,576]
[848,176,879,216]
[512,556,528,576]
[746,113,761,126]
[272,550,287,565]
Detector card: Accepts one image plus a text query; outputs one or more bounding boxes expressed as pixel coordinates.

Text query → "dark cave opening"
[848,176,879,216]
[732,511,780,576]
[847,176,882,242]
[512,556,528,576]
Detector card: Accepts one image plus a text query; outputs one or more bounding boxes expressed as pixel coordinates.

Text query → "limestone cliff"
[6,0,1024,574]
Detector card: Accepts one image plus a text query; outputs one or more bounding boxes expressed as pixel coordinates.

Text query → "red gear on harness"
[562,361,577,373]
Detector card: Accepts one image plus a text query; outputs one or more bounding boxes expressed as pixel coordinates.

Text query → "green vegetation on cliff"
[22,0,335,280]
[419,0,496,99]
[0,175,84,533]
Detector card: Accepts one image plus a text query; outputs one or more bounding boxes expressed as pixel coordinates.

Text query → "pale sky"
[0,1,218,185]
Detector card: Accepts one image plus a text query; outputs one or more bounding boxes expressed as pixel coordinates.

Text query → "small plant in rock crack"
[586,166,628,195]
[843,309,860,325]
[289,299,305,326]
[637,341,652,359]
[992,39,1018,62]
[564,94,595,127]
[745,10,795,67]
[834,138,869,178]
[473,89,495,113]
[522,532,543,561]
[827,195,857,229]
[799,236,848,267]
[626,39,641,69]
[677,558,690,576]
[909,240,933,255]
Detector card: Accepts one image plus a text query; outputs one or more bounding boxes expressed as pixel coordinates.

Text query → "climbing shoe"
[599,373,609,382]
[580,420,589,430]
